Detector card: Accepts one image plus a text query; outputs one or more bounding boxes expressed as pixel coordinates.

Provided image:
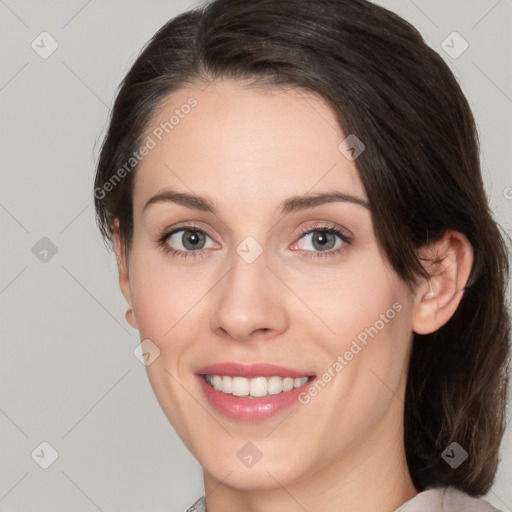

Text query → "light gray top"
[185,486,502,512]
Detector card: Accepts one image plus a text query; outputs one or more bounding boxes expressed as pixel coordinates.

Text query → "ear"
[412,230,474,335]
[112,219,139,330]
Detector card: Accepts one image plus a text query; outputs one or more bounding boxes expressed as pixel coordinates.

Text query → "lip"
[196,375,316,422]
[194,363,317,422]
[195,362,315,379]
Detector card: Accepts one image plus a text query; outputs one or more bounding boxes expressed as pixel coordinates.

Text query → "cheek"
[129,238,412,362]
[294,263,413,446]
[128,247,207,343]
[290,254,413,404]
[291,255,405,347]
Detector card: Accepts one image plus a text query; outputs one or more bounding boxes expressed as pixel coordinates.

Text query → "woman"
[93,0,510,510]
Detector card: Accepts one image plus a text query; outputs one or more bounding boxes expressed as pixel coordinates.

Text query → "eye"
[157,225,217,259]
[156,222,351,260]
[291,224,351,258]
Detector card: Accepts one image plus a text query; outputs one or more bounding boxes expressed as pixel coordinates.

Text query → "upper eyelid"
[298,221,351,235]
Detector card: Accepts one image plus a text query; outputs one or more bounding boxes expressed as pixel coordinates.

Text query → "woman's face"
[119,79,419,490]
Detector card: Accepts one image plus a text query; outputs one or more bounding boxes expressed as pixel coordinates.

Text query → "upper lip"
[195,362,315,379]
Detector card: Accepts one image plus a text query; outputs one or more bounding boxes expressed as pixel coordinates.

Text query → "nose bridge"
[210,238,288,340]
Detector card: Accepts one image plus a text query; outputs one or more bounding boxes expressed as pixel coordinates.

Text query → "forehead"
[132,79,366,215]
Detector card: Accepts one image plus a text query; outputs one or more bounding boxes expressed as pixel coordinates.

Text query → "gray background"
[0,0,511,511]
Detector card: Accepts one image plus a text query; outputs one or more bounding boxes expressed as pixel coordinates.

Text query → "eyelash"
[156,223,352,260]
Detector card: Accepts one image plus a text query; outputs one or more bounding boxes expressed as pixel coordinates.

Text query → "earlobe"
[112,220,139,330]
[412,230,474,335]
[125,302,138,330]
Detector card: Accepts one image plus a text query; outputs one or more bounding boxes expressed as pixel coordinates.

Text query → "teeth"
[204,375,310,397]
[222,375,232,394]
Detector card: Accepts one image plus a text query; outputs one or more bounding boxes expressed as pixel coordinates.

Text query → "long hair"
[93,0,511,495]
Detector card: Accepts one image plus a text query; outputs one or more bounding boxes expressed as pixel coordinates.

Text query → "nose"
[209,245,289,342]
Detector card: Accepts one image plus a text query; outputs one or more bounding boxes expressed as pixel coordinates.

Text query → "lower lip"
[196,375,315,422]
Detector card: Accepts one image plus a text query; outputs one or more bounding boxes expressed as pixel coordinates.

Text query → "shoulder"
[184,496,206,512]
[396,486,502,512]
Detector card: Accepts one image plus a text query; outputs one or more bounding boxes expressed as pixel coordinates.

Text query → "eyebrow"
[142,188,371,215]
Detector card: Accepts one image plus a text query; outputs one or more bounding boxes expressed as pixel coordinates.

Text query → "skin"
[113,79,474,512]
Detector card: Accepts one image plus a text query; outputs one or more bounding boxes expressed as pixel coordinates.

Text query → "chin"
[200,448,313,491]
[206,465,300,491]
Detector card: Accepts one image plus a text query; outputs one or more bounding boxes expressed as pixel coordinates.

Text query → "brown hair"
[94,0,511,495]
